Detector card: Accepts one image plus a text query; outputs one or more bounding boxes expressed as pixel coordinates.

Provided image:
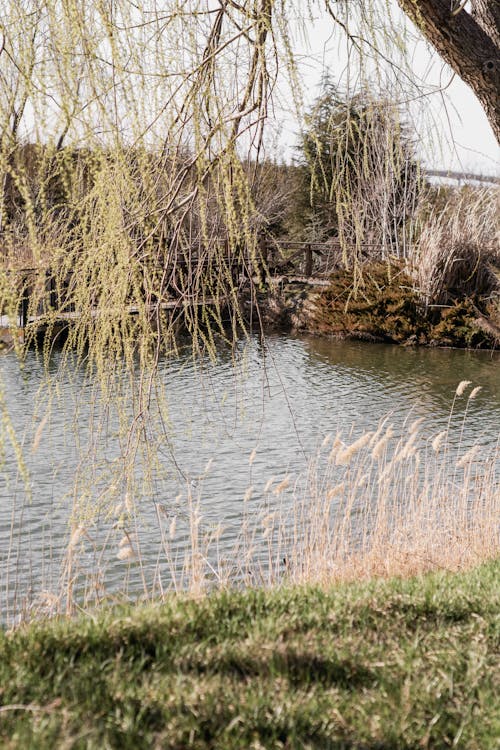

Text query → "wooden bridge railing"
[5,238,387,328]
[264,239,396,278]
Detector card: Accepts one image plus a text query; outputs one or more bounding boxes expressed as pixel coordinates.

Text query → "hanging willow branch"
[0,1,495,612]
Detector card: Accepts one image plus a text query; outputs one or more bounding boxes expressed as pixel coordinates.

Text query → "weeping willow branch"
[0,1,496,620]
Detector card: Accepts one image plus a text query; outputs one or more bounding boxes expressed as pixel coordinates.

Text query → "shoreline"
[255,260,500,352]
[2,257,499,354]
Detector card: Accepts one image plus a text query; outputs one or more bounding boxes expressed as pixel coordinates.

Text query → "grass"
[1,560,499,749]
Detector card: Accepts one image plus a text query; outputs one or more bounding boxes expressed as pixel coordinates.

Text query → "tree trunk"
[397,0,500,143]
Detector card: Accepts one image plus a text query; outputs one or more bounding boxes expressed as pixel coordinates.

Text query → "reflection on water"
[301,336,500,433]
[0,335,498,620]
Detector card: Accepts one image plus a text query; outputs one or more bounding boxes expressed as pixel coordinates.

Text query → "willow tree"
[0,0,497,618]
[299,83,419,255]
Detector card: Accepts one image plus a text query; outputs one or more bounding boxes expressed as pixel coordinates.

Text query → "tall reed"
[5,383,497,625]
[412,186,500,310]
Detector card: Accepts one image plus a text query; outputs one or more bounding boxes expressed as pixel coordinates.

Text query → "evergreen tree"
[299,81,419,256]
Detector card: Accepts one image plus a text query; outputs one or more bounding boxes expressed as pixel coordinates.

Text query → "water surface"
[1,335,498,619]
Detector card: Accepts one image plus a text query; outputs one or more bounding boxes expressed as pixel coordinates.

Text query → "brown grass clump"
[412,186,500,310]
[272,409,499,586]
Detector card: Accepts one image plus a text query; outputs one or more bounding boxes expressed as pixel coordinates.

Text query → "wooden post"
[304,243,313,277]
[46,269,57,310]
[20,275,29,328]
[258,235,268,282]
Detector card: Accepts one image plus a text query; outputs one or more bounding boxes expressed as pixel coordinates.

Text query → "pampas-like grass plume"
[68,525,85,551]
[169,518,177,539]
[456,445,480,469]
[336,432,373,466]
[371,426,394,459]
[456,380,472,397]
[117,545,136,561]
[273,476,291,495]
[263,477,275,493]
[395,431,419,462]
[431,430,447,453]
[326,482,345,499]
[321,433,332,449]
[408,417,425,434]
[32,414,49,453]
[328,434,345,462]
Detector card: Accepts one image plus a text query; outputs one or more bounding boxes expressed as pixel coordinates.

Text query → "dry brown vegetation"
[412,186,500,310]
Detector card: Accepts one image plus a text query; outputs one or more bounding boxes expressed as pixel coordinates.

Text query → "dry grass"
[6,380,497,625]
[412,186,500,309]
[253,397,498,587]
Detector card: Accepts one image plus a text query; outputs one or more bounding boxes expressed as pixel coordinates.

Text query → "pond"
[1,335,499,621]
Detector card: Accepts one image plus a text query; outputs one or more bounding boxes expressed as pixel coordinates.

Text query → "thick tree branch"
[471,0,500,47]
[397,0,500,142]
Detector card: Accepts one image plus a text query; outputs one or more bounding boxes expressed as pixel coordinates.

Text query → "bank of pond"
[2,255,499,354]
[260,260,500,350]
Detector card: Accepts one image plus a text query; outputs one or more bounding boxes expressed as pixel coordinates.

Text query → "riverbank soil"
[1,561,498,748]
[259,261,500,348]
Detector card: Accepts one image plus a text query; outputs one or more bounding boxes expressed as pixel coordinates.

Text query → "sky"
[275,1,499,176]
[8,0,499,176]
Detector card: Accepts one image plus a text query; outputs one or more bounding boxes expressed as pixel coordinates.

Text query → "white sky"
[10,0,499,175]
[274,2,499,175]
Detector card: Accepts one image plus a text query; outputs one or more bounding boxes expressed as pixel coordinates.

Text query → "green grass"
[1,562,499,749]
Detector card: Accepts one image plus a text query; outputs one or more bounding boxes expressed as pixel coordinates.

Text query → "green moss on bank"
[301,262,424,343]
[1,561,499,749]
[297,261,499,348]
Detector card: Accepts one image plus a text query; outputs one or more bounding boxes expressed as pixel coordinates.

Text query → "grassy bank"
[1,561,499,749]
